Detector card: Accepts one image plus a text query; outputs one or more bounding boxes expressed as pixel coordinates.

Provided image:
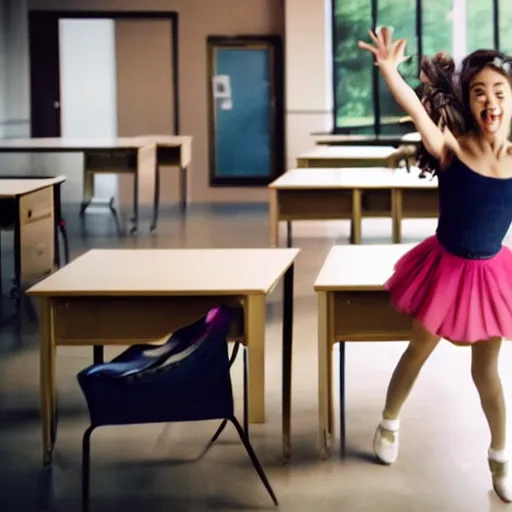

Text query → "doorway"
[207,36,284,186]
[59,19,118,199]
[28,10,179,206]
[28,10,180,138]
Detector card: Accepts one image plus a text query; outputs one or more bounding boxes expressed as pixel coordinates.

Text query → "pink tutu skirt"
[385,235,512,343]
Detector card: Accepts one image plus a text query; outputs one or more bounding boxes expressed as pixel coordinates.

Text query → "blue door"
[211,45,273,182]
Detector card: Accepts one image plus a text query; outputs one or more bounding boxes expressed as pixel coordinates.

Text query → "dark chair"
[77,305,278,511]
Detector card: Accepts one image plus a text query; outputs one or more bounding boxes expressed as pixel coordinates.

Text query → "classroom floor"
[1,204,511,512]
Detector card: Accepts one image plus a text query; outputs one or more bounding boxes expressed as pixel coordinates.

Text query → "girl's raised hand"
[358,26,409,69]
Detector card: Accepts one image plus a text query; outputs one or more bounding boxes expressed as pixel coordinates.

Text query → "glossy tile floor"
[1,204,512,511]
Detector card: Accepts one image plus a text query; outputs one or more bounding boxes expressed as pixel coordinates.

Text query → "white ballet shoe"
[373,417,400,465]
[489,448,512,503]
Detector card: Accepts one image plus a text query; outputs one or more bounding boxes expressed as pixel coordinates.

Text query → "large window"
[500,0,512,52]
[333,0,509,134]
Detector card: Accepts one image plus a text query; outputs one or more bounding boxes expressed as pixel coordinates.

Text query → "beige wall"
[115,18,174,207]
[0,0,6,137]
[285,0,333,169]
[25,0,285,204]
[1,0,32,173]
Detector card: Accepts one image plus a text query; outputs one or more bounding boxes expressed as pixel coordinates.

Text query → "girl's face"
[469,66,512,138]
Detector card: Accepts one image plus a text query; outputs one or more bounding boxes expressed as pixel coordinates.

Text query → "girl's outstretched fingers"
[357,40,377,56]
[368,29,380,47]
[379,26,393,49]
[358,31,408,68]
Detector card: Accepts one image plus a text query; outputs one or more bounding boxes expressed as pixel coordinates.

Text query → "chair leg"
[82,425,96,512]
[228,342,247,434]
[243,347,249,436]
[339,341,346,458]
[196,418,229,461]
[196,343,241,460]
[228,342,240,368]
[230,416,279,507]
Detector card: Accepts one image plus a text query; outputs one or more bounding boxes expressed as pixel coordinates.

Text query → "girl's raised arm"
[358,27,457,158]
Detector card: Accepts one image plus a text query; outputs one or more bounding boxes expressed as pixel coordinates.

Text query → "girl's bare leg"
[471,338,511,502]
[374,320,440,464]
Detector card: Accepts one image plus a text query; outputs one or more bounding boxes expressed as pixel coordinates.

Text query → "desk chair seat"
[77,305,278,511]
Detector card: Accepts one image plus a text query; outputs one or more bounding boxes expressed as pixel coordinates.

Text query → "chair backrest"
[77,305,237,425]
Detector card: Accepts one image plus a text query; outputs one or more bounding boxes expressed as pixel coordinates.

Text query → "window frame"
[331,0,502,134]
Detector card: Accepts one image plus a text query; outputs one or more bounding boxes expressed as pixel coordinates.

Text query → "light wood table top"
[27,248,300,297]
[298,145,398,160]
[0,176,66,198]
[313,132,421,146]
[401,132,421,142]
[132,135,193,147]
[0,136,191,151]
[314,244,416,291]
[269,167,437,190]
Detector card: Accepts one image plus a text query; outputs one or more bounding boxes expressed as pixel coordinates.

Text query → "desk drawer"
[278,189,353,220]
[156,146,181,167]
[362,190,391,215]
[19,187,54,283]
[19,186,53,224]
[332,290,411,341]
[84,150,138,173]
[401,189,439,218]
[53,296,244,345]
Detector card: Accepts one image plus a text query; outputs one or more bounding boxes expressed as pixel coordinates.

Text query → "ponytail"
[416,52,467,176]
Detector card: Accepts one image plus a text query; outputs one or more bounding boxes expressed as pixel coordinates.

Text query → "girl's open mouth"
[480,107,502,132]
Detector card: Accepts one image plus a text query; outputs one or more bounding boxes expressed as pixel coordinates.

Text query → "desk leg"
[40,298,56,466]
[179,166,188,215]
[339,341,346,457]
[286,222,292,248]
[130,170,139,235]
[392,189,402,244]
[80,171,94,217]
[350,189,362,244]
[282,263,294,461]
[93,346,104,364]
[245,295,266,424]
[318,291,331,459]
[269,189,279,247]
[150,163,161,233]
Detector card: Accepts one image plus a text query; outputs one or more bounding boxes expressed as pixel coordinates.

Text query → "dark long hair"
[416,52,466,176]
[459,49,512,132]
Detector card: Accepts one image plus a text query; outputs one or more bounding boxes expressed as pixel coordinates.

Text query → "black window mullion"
[416,0,423,74]
[330,0,338,133]
[371,0,380,135]
[493,0,500,49]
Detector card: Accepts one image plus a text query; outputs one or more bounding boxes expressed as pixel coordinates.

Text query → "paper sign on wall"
[213,75,232,99]
[220,99,233,110]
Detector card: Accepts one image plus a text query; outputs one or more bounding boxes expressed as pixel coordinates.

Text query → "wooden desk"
[0,135,192,234]
[313,132,421,148]
[315,244,414,458]
[296,145,405,168]
[268,167,438,246]
[27,248,299,465]
[0,177,65,315]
